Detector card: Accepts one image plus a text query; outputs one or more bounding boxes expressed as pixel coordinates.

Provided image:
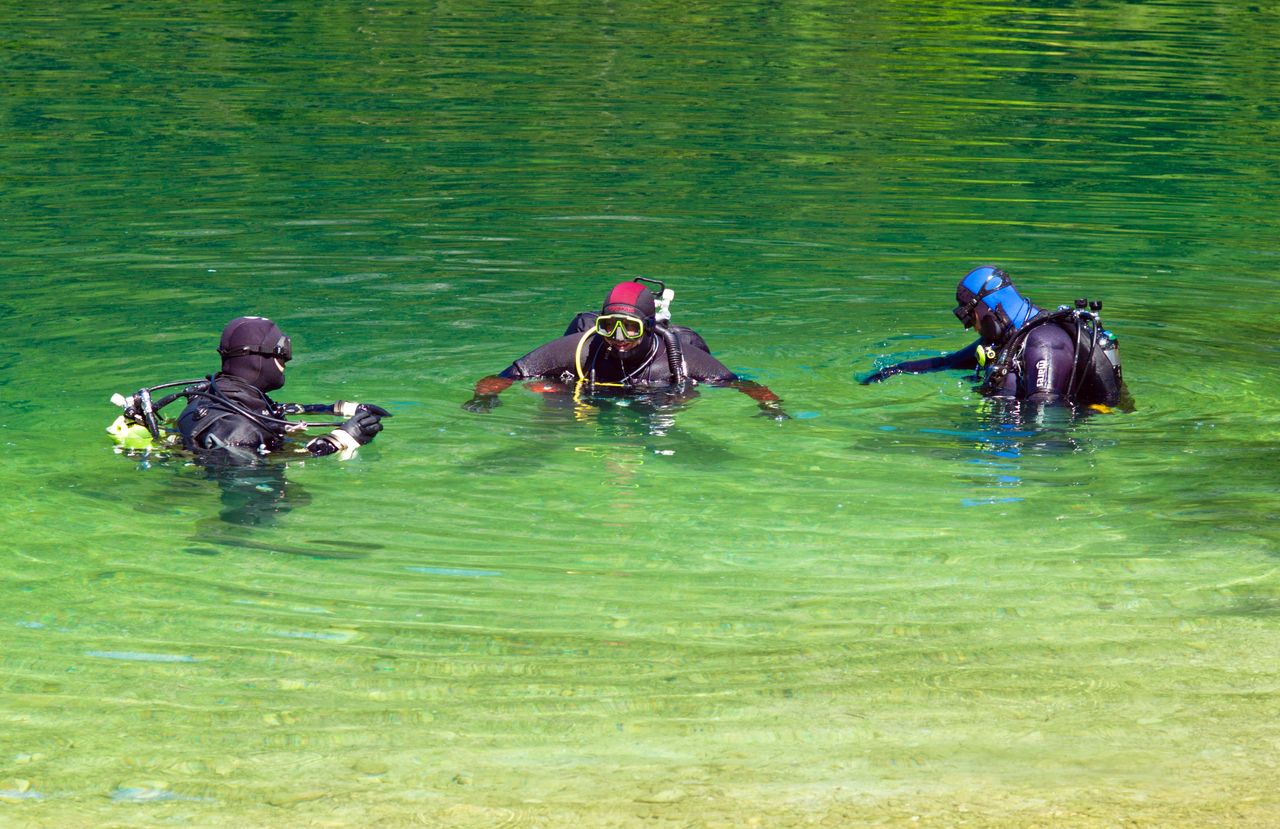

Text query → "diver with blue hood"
[862,266,1126,407]
[108,316,390,461]
[464,279,788,418]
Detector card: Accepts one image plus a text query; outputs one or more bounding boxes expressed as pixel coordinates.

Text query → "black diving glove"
[860,366,902,385]
[308,410,384,456]
[462,394,501,414]
[339,410,384,445]
[334,400,391,418]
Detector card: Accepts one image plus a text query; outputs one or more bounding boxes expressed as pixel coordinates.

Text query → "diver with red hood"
[159,316,391,459]
[464,280,788,419]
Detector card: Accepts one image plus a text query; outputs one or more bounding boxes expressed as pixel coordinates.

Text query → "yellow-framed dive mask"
[595,313,645,340]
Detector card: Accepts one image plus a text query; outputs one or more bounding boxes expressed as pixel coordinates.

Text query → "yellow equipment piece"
[106,415,157,449]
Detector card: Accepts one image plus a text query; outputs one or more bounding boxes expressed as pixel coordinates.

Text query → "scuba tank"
[977,298,1121,404]
[1062,298,1122,402]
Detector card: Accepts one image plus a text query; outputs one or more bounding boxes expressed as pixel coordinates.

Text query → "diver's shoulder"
[1025,319,1075,348]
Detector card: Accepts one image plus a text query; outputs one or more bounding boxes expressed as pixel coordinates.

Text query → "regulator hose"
[654,322,686,384]
[138,387,161,441]
[1067,314,1100,401]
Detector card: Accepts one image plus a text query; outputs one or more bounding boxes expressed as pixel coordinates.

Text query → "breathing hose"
[655,323,686,384]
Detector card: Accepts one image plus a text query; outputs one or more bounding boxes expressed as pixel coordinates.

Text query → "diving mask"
[217,334,292,363]
[953,266,1009,328]
[595,314,645,341]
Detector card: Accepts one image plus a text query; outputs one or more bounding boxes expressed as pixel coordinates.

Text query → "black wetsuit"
[871,314,1124,406]
[498,327,736,387]
[176,374,338,457]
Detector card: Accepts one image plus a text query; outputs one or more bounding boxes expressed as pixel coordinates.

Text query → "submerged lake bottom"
[7,413,1280,828]
[5,680,1280,829]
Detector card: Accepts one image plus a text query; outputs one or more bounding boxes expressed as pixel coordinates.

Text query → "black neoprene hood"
[217,316,290,392]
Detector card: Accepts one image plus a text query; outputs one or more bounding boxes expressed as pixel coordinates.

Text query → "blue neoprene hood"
[954,266,1037,333]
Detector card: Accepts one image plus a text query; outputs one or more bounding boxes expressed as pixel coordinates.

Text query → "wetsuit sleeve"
[1018,325,1074,403]
[861,340,981,384]
[499,334,584,380]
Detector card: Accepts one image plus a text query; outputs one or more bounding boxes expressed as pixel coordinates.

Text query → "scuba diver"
[463,279,788,419]
[108,316,390,461]
[862,266,1127,408]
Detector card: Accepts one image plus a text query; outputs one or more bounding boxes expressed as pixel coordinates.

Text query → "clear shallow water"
[3,1,1280,826]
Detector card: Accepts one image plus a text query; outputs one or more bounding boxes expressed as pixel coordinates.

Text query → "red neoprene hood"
[600,282,656,319]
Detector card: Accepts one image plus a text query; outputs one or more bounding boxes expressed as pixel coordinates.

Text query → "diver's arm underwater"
[462,374,516,413]
[730,379,790,420]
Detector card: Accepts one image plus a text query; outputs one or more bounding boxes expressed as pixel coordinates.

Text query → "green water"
[4,2,1280,826]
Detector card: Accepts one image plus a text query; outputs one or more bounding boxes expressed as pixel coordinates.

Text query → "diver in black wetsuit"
[172,316,390,460]
[862,266,1127,408]
[463,280,788,419]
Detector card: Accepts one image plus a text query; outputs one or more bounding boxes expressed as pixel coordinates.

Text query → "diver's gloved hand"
[337,410,384,445]
[860,366,902,385]
[334,400,392,418]
[308,410,384,456]
[462,394,501,414]
[756,401,791,422]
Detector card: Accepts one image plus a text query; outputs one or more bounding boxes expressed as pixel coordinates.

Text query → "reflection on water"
[951,400,1096,506]
[465,382,743,492]
[112,446,310,530]
[536,381,697,436]
[197,457,309,529]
